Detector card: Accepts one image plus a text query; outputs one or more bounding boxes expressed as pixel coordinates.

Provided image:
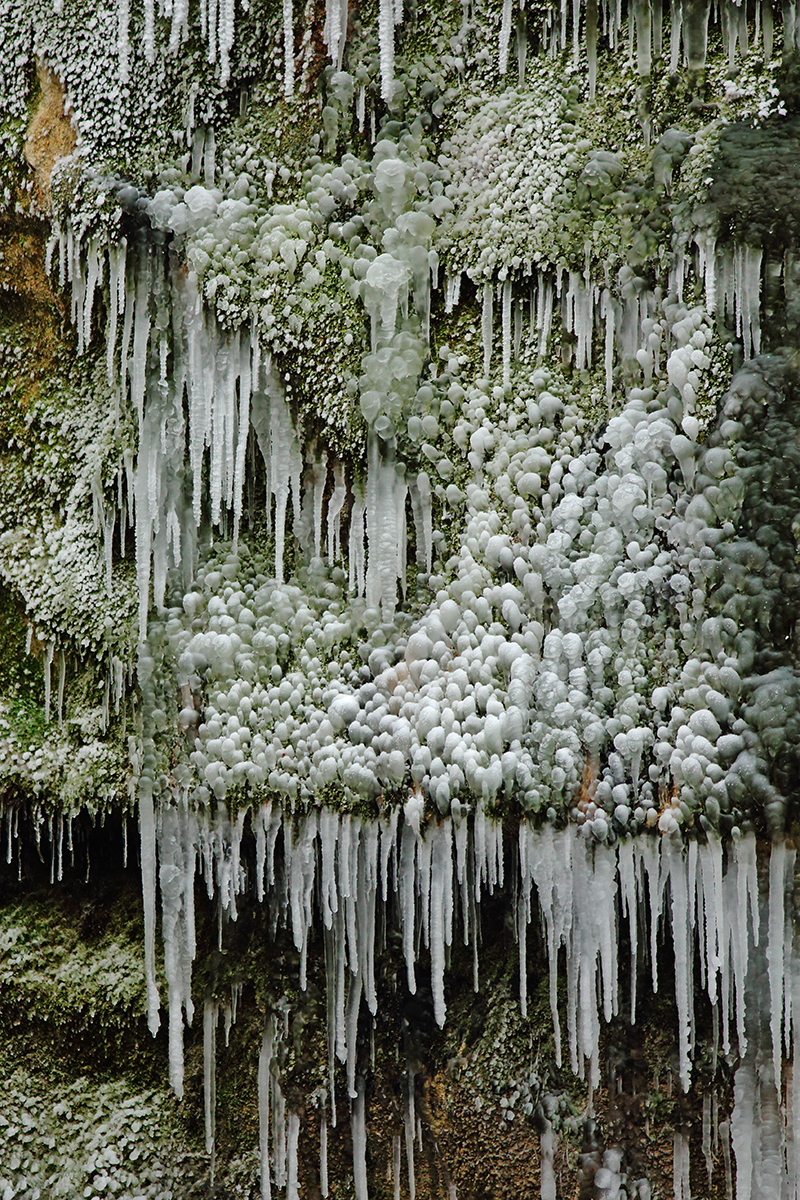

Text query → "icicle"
[208,0,218,61]
[131,245,152,430]
[790,945,800,1200]
[430,820,452,1026]
[768,842,787,1091]
[498,0,513,72]
[58,656,72,737]
[699,833,723,1006]
[345,967,363,1098]
[143,0,156,60]
[348,482,367,595]
[43,640,54,723]
[333,905,347,1074]
[259,1016,274,1200]
[518,824,531,1018]
[352,1078,369,1200]
[380,807,398,903]
[481,281,493,376]
[378,0,395,102]
[683,0,710,69]
[586,0,598,96]
[231,347,251,552]
[540,1118,557,1200]
[363,821,379,1016]
[669,0,682,69]
[283,0,295,96]
[444,273,461,314]
[313,451,328,558]
[273,1061,287,1189]
[513,295,523,362]
[666,836,693,1092]
[159,802,197,1100]
[673,1130,691,1200]
[325,0,340,64]
[536,270,553,356]
[320,1116,329,1197]
[413,470,433,576]
[114,0,131,74]
[140,787,161,1035]
[531,826,573,1069]
[251,368,303,583]
[405,1070,416,1200]
[327,462,347,563]
[287,1114,300,1200]
[107,243,122,387]
[400,806,418,994]
[501,277,512,388]
[217,0,235,84]
[515,5,528,82]
[735,244,762,359]
[204,1000,218,1158]
[82,238,101,354]
[618,838,638,1021]
[633,0,652,73]
[169,0,190,50]
[364,433,406,622]
[763,0,774,60]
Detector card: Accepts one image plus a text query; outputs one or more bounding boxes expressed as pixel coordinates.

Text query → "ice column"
[283,0,295,96]
[378,0,395,101]
[365,432,407,622]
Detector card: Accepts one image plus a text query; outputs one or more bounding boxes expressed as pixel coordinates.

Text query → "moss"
[0,874,146,1035]
[0,581,43,704]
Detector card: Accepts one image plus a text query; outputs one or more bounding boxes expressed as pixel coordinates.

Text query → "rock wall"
[2,0,800,1194]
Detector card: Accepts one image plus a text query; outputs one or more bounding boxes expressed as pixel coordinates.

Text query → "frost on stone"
[6,0,800,1193]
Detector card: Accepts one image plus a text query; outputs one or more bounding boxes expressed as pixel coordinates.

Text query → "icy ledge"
[136,797,800,1199]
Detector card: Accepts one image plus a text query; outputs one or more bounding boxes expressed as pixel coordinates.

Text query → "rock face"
[2,0,800,1195]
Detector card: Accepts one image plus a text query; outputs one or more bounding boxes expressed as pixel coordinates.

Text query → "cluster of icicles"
[463,235,764,404]
[500,0,800,98]
[47,211,767,651]
[46,219,436,641]
[110,0,800,111]
[111,0,400,101]
[130,789,800,1200]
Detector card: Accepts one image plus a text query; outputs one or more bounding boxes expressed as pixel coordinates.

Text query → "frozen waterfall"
[87,789,800,1200]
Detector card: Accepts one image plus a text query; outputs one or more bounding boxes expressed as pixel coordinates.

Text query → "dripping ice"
[127,791,800,1199]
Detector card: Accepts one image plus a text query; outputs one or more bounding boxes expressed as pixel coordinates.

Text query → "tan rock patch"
[23,63,76,212]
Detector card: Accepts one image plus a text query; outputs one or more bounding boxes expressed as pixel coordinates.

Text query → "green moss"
[0,881,144,1027]
[0,581,43,704]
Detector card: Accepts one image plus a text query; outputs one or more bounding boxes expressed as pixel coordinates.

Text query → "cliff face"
[2,809,734,1200]
[2,0,800,1195]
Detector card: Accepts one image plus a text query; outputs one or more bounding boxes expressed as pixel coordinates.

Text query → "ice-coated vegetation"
[3,0,800,1191]
[0,1067,207,1199]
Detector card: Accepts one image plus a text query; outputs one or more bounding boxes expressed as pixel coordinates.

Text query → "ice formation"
[8,0,800,1192]
[505,0,800,88]
[38,127,800,1189]
[96,794,800,1198]
[113,0,403,100]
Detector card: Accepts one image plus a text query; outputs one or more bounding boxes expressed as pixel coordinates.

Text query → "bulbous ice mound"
[372,155,413,217]
[364,253,411,343]
[124,336,798,847]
